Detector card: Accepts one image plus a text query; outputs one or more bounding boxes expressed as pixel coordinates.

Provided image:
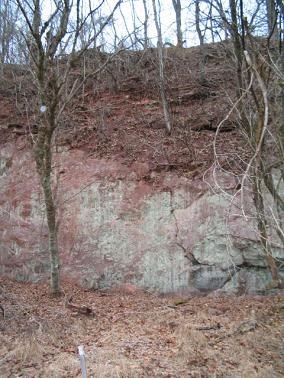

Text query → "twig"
[214,319,258,344]
[0,304,4,319]
[196,323,221,331]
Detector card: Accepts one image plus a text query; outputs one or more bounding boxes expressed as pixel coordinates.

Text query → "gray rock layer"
[0,143,283,293]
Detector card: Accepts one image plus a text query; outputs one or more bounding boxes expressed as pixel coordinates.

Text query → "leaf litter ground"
[0,278,283,377]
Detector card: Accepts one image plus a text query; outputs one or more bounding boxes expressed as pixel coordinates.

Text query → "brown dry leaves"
[0,278,283,377]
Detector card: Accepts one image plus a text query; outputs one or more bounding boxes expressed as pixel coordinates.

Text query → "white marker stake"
[78,345,87,378]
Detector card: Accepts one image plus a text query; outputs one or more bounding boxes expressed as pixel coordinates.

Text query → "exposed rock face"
[0,141,283,293]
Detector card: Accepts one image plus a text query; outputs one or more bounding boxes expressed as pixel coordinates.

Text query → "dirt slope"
[0,43,250,180]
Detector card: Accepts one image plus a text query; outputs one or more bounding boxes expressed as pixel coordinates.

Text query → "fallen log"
[64,296,94,317]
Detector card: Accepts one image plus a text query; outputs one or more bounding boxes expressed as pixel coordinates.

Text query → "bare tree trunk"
[35,131,59,294]
[130,0,139,49]
[28,0,61,295]
[244,48,282,285]
[279,42,284,154]
[119,4,135,48]
[252,170,279,282]
[209,1,215,43]
[45,189,60,295]
[142,0,149,49]
[152,0,172,134]
[32,116,59,294]
[266,0,278,38]
[14,0,122,294]
[217,0,230,40]
[34,82,61,293]
[195,0,206,82]
[229,0,243,94]
[0,0,20,64]
[172,0,183,47]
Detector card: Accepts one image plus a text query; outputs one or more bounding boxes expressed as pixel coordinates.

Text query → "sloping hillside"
[0,42,282,295]
[0,43,249,180]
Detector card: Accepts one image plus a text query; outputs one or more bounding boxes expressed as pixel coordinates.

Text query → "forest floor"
[0,278,283,377]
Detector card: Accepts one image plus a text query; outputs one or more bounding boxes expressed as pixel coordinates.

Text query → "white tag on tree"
[40,105,47,113]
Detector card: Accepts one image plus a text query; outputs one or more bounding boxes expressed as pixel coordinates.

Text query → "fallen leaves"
[0,278,283,377]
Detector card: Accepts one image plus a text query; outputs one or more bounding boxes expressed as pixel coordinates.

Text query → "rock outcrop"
[0,141,283,293]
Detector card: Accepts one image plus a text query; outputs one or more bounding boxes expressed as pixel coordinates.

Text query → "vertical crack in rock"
[167,189,239,293]
[219,269,238,290]
[168,188,200,266]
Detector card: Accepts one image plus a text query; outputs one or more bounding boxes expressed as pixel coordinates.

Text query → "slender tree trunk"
[279,45,284,155]
[142,0,149,49]
[229,0,243,94]
[217,0,230,40]
[243,49,282,287]
[209,1,215,43]
[195,0,206,82]
[152,0,172,134]
[252,169,279,282]
[130,0,138,49]
[15,0,122,295]
[266,0,278,39]
[172,0,183,47]
[34,124,60,295]
[119,4,134,48]
[41,162,60,295]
